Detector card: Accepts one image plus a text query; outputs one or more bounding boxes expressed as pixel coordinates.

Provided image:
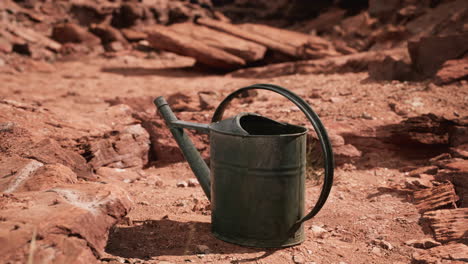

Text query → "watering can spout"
[154,96,211,200]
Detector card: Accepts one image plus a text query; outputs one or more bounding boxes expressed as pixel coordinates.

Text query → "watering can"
[154,84,334,248]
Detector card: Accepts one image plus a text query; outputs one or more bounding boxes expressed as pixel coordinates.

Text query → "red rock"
[443,160,468,173]
[434,57,468,85]
[422,208,468,242]
[405,174,435,190]
[147,25,245,70]
[170,22,266,62]
[112,3,145,28]
[408,33,468,78]
[90,24,127,44]
[0,182,132,264]
[196,17,298,58]
[121,28,148,42]
[407,166,439,177]
[85,124,150,169]
[230,48,408,78]
[406,0,467,38]
[413,182,458,212]
[6,24,61,51]
[412,243,468,263]
[105,41,125,52]
[368,55,414,81]
[369,0,401,20]
[451,144,468,159]
[300,8,346,34]
[0,38,12,53]
[405,238,441,249]
[52,23,101,46]
[0,158,78,193]
[239,23,339,59]
[449,125,468,147]
[25,138,94,180]
[198,91,218,110]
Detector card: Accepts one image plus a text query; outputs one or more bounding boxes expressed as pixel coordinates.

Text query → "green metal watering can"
[154,84,334,248]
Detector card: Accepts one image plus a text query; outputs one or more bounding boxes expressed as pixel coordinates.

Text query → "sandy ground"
[1,52,467,264]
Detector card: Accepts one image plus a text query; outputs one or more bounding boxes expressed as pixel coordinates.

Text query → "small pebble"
[188,179,199,187]
[195,245,210,254]
[371,246,382,256]
[177,181,188,188]
[361,112,373,120]
[293,254,305,263]
[147,175,163,187]
[373,239,393,250]
[310,225,328,238]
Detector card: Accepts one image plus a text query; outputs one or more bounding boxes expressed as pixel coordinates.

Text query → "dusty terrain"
[1,0,468,263]
[1,52,467,263]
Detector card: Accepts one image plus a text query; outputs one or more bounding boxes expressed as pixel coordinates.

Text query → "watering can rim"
[209,112,309,138]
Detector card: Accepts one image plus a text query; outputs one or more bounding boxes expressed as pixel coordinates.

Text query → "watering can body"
[210,114,307,247]
[155,84,334,248]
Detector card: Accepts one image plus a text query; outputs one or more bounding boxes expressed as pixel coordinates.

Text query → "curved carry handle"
[212,84,334,233]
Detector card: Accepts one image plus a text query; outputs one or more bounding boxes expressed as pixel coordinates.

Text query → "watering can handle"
[212,84,334,233]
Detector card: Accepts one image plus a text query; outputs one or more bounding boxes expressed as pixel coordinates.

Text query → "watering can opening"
[238,114,307,136]
[210,113,308,136]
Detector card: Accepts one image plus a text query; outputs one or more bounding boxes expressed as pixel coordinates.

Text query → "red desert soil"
[1,52,467,263]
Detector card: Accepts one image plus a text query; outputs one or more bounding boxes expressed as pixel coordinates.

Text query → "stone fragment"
[96,167,141,182]
[121,28,148,42]
[369,0,401,20]
[147,175,164,187]
[413,182,458,213]
[230,48,408,78]
[435,57,468,85]
[106,41,125,52]
[195,244,210,254]
[405,238,441,249]
[26,138,93,180]
[412,243,468,263]
[177,181,188,188]
[422,208,468,242]
[90,24,127,44]
[52,23,101,46]
[407,166,438,177]
[408,33,468,78]
[451,144,468,159]
[310,225,328,238]
[449,126,468,147]
[372,239,394,250]
[16,164,78,192]
[405,174,434,190]
[368,55,413,81]
[187,179,199,187]
[170,22,266,62]
[292,254,305,264]
[198,91,217,110]
[86,124,150,170]
[371,246,382,256]
[147,25,245,70]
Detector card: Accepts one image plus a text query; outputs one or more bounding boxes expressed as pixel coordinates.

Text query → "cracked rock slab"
[0,182,132,264]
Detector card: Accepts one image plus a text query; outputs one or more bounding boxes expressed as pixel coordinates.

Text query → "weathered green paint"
[210,126,307,247]
[154,84,334,248]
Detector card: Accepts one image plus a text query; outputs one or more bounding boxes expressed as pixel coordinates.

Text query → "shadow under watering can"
[155,84,334,248]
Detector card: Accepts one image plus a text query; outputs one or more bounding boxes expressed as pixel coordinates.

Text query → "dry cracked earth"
[1,53,467,264]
